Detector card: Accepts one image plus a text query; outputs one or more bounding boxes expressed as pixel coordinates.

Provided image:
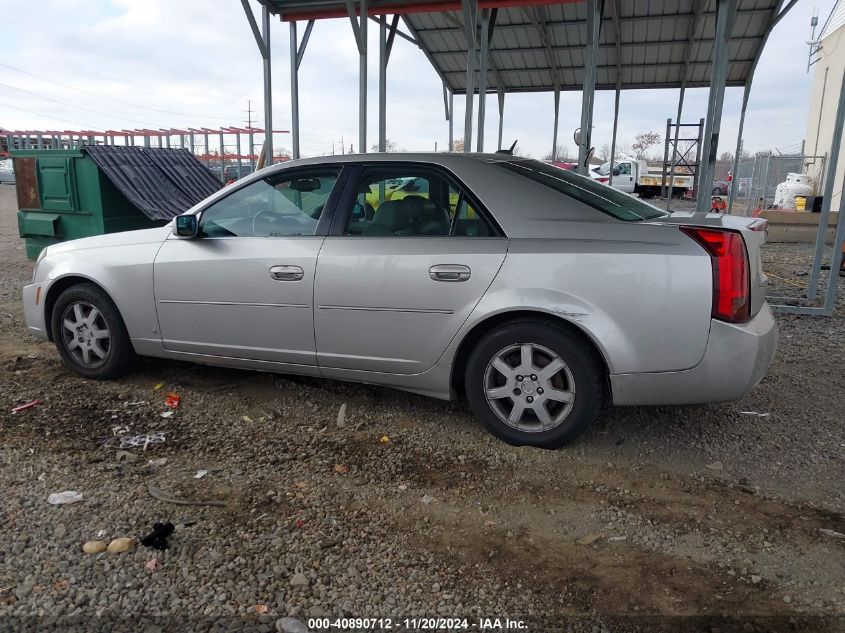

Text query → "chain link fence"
[730,153,827,216]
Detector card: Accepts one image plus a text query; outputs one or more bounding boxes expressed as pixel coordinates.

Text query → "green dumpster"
[12,146,221,259]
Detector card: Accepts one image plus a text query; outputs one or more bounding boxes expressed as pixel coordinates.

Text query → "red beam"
[280,0,581,21]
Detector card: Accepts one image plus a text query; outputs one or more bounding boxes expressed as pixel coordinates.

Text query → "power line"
[0,81,163,127]
[0,62,238,120]
[0,101,99,129]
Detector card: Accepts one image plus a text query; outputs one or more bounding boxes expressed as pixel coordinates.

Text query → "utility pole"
[341,136,345,155]
[244,99,255,128]
[244,99,257,169]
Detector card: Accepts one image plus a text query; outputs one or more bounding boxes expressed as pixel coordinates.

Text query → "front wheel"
[464,320,605,449]
[51,283,135,380]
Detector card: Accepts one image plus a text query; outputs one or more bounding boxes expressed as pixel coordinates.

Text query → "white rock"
[336,403,347,428]
[48,491,83,505]
[107,537,134,553]
[289,572,309,587]
[275,617,309,633]
[82,540,107,554]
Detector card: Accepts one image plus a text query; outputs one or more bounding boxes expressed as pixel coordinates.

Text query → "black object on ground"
[141,522,175,550]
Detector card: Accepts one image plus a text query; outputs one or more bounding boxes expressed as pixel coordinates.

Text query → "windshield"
[493,159,668,222]
[595,161,611,176]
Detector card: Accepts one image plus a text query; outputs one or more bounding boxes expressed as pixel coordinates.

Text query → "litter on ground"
[48,491,83,505]
[11,400,41,414]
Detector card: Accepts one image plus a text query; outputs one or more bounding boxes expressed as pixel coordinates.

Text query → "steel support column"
[360,0,367,153]
[262,4,273,165]
[242,0,273,164]
[497,88,505,151]
[289,19,314,161]
[236,132,242,178]
[727,83,751,214]
[290,21,301,159]
[609,79,620,186]
[378,17,387,152]
[443,83,454,151]
[577,0,600,175]
[552,89,560,161]
[477,10,489,152]
[449,89,455,151]
[462,0,477,152]
[345,0,368,153]
[696,0,737,213]
[219,131,226,183]
[808,68,845,300]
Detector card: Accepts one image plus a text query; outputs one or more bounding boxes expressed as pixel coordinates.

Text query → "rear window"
[493,159,668,222]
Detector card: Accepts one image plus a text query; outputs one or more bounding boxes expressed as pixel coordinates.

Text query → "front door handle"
[269,265,304,281]
[429,264,471,282]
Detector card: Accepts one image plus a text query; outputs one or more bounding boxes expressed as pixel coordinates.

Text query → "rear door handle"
[429,264,471,282]
[269,265,304,281]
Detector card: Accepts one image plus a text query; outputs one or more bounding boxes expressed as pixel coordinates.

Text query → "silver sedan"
[22,154,777,448]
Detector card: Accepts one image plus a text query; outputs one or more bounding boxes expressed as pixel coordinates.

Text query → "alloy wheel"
[483,343,576,432]
[61,301,111,368]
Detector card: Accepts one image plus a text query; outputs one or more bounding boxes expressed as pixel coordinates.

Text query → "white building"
[806,0,845,210]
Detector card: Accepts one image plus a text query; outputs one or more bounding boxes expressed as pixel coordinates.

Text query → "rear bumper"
[610,303,777,406]
[23,283,49,341]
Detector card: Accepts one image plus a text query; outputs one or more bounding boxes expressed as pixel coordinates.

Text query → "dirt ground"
[0,184,843,633]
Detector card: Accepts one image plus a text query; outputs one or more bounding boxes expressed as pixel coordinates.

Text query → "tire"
[51,283,135,380]
[464,319,605,449]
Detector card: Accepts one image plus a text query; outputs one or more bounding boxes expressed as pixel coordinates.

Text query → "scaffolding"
[1,126,290,182]
[661,117,704,208]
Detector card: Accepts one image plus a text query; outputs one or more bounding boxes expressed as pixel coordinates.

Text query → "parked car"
[22,154,777,449]
[712,179,730,196]
[0,158,15,185]
[223,164,254,181]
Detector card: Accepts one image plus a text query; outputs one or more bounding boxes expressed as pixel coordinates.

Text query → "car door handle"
[429,264,471,282]
[269,265,304,281]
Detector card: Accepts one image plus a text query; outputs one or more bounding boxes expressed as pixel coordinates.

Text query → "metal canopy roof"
[264,0,783,94]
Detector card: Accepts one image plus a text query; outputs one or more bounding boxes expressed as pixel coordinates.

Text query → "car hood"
[44,226,171,256]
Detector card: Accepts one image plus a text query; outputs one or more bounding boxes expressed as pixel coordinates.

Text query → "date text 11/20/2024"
[308,617,528,630]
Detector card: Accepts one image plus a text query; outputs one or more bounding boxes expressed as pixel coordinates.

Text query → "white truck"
[590,157,694,198]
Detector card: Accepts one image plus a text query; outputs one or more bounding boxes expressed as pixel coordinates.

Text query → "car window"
[494,159,668,221]
[447,184,492,237]
[200,171,338,238]
[345,170,450,237]
[615,162,631,175]
[345,168,495,237]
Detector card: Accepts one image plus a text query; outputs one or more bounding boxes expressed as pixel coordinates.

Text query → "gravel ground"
[0,185,843,633]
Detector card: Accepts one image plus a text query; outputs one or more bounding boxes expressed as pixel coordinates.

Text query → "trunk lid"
[655,212,768,317]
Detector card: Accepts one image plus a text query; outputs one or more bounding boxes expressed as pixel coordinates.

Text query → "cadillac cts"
[22,154,777,448]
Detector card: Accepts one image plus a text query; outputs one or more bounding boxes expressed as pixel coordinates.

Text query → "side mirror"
[173,214,199,238]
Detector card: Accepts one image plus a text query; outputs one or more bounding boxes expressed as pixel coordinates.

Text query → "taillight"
[596,177,609,183]
[680,227,750,323]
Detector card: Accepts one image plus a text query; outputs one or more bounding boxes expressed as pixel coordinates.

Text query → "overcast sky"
[0,0,833,159]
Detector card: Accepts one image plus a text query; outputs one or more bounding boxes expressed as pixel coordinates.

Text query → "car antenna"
[495,140,518,155]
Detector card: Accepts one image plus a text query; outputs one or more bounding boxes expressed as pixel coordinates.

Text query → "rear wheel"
[465,320,605,449]
[51,283,135,380]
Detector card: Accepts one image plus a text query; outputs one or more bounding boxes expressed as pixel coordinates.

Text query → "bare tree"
[543,145,570,161]
[632,131,661,159]
[598,143,612,161]
[452,138,465,152]
[371,139,399,152]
